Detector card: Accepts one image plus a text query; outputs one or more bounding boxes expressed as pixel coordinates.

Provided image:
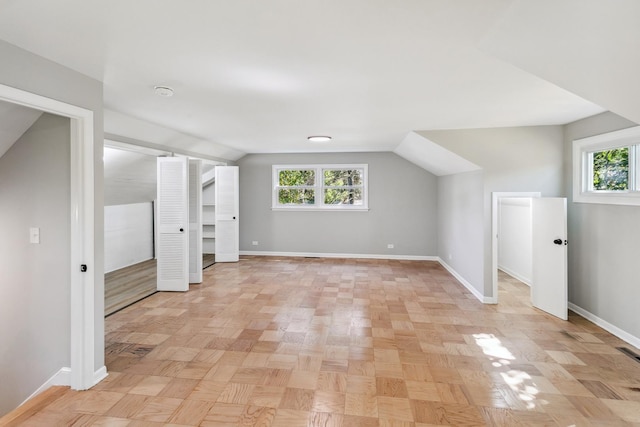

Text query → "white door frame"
[491,191,541,304]
[0,83,96,390]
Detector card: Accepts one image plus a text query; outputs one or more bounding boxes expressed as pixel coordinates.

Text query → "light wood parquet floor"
[12,257,640,426]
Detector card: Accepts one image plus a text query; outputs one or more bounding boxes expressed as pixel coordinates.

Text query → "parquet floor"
[14,257,640,426]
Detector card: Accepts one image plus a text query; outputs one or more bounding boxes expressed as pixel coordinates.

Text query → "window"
[273,164,368,210]
[573,126,640,205]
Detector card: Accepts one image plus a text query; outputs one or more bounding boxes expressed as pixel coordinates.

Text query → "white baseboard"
[568,303,640,350]
[21,367,71,406]
[497,266,531,286]
[21,365,108,407]
[437,258,496,304]
[239,250,437,261]
[93,366,108,387]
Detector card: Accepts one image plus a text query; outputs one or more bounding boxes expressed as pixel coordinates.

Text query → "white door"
[188,159,203,283]
[215,166,239,262]
[531,197,568,320]
[156,157,189,291]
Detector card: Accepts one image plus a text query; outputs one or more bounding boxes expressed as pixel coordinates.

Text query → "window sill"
[574,192,640,206]
[271,206,370,212]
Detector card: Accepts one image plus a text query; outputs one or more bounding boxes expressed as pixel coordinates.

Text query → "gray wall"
[437,170,484,294]
[237,152,437,257]
[563,112,640,339]
[425,126,564,297]
[0,41,105,386]
[0,114,70,415]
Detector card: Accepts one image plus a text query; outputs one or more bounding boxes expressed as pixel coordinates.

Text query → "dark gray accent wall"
[237,152,437,257]
[563,111,640,340]
[0,114,70,415]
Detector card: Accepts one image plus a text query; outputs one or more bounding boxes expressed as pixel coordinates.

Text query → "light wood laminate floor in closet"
[105,255,216,316]
[12,257,640,426]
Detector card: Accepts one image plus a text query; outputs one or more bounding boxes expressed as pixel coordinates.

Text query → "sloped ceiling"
[394,132,480,176]
[0,0,604,161]
[104,143,218,206]
[480,0,640,126]
[0,100,42,160]
[3,1,638,178]
[103,146,157,206]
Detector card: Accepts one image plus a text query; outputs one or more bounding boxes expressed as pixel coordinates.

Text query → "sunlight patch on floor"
[473,333,542,409]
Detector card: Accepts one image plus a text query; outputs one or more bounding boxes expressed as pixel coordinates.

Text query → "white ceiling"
[0,0,606,160]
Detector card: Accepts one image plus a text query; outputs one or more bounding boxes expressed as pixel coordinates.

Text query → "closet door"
[188,159,203,283]
[215,166,239,262]
[156,157,189,291]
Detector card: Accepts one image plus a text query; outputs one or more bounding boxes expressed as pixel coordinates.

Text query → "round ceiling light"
[307,135,332,143]
[154,85,174,97]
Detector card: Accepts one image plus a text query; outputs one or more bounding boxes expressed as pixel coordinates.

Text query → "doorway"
[491,192,540,304]
[0,83,98,396]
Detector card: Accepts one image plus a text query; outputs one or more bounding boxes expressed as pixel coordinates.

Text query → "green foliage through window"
[278,169,314,186]
[323,169,364,205]
[592,148,628,190]
[273,165,368,209]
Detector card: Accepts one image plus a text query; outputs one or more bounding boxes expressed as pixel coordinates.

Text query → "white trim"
[573,126,640,206]
[93,366,108,386]
[239,250,435,261]
[497,267,531,287]
[491,192,541,304]
[437,258,495,304]
[0,83,97,391]
[20,367,72,406]
[569,303,640,350]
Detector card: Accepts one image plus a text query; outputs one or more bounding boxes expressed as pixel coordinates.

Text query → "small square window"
[573,126,640,205]
[591,147,629,191]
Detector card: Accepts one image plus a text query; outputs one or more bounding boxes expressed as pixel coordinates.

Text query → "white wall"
[498,198,532,285]
[424,125,564,298]
[564,111,640,343]
[104,203,154,272]
[0,114,70,415]
[237,152,437,257]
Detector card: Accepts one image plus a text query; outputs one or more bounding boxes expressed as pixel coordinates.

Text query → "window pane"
[324,169,363,186]
[278,189,315,204]
[279,169,315,186]
[592,147,629,190]
[324,188,363,205]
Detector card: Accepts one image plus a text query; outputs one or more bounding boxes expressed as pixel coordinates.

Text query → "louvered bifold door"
[215,166,239,262]
[188,159,203,283]
[156,157,189,291]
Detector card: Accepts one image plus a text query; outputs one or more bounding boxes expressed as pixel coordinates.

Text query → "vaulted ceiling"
[1,0,628,163]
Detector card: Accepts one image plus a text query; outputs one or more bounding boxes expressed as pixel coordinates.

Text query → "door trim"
[491,191,541,304]
[0,83,97,390]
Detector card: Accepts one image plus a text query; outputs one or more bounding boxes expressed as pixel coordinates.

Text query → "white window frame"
[272,164,369,211]
[573,126,640,206]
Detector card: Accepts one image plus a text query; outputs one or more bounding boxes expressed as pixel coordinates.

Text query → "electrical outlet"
[252,241,259,246]
[448,253,452,260]
[387,244,394,249]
